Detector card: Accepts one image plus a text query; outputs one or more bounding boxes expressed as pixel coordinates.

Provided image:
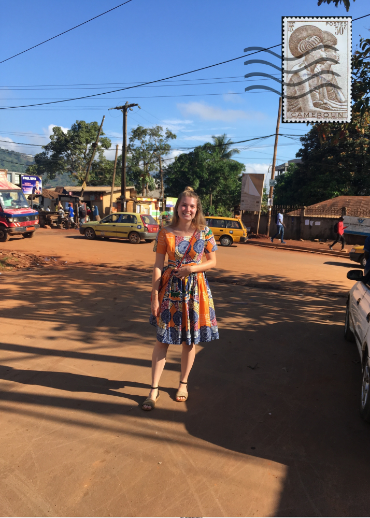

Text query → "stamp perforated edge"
[281,16,352,124]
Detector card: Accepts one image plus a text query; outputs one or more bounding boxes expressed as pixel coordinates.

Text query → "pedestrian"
[329,217,347,251]
[93,204,100,222]
[68,203,75,223]
[142,186,219,411]
[78,201,87,227]
[270,211,286,244]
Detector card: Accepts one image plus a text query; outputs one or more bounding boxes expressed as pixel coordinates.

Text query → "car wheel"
[84,228,96,240]
[0,227,9,242]
[361,255,367,268]
[129,231,141,244]
[220,235,232,247]
[344,303,356,342]
[23,232,34,238]
[360,355,370,422]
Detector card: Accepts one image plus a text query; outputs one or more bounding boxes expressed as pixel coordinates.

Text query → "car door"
[96,214,118,238]
[115,214,137,239]
[350,281,370,349]
[225,219,242,242]
[208,218,225,241]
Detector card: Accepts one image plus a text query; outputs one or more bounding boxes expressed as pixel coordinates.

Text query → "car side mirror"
[347,270,364,281]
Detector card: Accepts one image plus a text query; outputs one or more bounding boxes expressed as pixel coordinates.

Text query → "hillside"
[0,147,34,173]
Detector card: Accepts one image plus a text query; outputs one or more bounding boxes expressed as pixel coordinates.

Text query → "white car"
[345,269,370,421]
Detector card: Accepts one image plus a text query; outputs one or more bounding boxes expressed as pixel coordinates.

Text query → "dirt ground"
[0,229,368,516]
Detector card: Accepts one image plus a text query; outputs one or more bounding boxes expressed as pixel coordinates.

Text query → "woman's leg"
[177,342,196,401]
[142,340,168,409]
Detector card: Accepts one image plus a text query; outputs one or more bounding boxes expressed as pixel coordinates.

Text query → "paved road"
[0,230,368,516]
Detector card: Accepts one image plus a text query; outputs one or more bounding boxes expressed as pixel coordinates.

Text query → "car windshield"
[141,215,157,225]
[0,190,29,209]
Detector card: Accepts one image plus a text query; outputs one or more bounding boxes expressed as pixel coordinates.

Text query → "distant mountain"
[0,147,34,173]
[0,147,78,187]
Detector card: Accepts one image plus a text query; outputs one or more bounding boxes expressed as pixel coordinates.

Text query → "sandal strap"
[151,386,159,389]
[179,381,187,385]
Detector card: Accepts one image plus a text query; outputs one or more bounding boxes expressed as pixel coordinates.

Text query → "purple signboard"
[21,176,42,195]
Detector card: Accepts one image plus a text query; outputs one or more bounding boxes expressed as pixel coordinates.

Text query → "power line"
[0,44,281,109]
[0,0,136,65]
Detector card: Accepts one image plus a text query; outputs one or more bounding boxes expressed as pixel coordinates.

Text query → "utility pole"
[80,115,105,198]
[108,102,140,210]
[109,144,119,213]
[158,154,165,216]
[267,96,282,237]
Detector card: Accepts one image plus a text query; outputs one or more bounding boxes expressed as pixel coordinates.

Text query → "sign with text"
[343,216,370,236]
[241,173,265,211]
[21,175,42,195]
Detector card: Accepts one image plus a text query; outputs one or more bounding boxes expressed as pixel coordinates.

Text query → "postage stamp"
[282,17,352,123]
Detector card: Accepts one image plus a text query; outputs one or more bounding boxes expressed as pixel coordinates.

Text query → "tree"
[273,111,370,206]
[211,134,240,159]
[127,125,176,195]
[25,121,111,183]
[163,143,244,215]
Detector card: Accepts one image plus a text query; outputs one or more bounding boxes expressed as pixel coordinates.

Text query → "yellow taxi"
[349,244,367,268]
[205,216,247,247]
[80,212,159,244]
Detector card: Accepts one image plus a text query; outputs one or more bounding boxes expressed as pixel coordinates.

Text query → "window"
[111,214,120,223]
[141,215,157,225]
[207,218,225,228]
[225,220,241,229]
[101,215,113,223]
[121,214,137,224]
[14,174,20,185]
[7,173,11,182]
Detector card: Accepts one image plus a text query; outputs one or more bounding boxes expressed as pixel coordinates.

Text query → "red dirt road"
[0,229,368,516]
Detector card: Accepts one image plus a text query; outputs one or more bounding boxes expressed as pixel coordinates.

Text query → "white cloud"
[47,124,69,137]
[223,91,244,104]
[181,135,213,142]
[162,119,193,125]
[178,102,265,122]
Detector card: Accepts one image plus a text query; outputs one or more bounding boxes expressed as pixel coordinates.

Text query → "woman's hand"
[151,294,160,317]
[173,265,193,279]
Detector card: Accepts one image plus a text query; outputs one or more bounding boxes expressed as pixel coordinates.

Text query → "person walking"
[78,202,87,227]
[142,187,219,411]
[271,211,286,244]
[329,217,347,251]
[67,203,75,223]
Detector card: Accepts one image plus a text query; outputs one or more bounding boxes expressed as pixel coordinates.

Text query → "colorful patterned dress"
[149,226,219,345]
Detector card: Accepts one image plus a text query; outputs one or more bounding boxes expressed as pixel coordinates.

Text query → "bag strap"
[177,229,197,268]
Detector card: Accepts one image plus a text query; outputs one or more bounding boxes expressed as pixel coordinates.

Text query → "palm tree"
[212,134,240,159]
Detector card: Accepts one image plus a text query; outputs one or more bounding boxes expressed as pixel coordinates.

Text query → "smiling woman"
[142,186,219,411]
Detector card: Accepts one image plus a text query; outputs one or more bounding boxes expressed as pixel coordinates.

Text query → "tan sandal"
[141,387,160,411]
[176,381,188,402]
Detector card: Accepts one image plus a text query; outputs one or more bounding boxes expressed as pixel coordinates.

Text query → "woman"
[142,187,219,411]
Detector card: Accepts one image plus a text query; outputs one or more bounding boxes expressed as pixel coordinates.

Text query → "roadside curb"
[246,240,350,259]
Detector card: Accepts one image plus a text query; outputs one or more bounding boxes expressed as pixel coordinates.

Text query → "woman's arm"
[151,252,165,316]
[174,251,216,278]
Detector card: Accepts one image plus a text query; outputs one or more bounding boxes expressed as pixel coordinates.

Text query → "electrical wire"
[0,44,281,109]
[0,0,136,65]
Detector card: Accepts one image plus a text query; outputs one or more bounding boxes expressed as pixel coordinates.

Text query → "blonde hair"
[171,186,206,231]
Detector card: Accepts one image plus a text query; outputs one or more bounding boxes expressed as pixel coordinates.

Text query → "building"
[4,171,22,186]
[275,159,302,176]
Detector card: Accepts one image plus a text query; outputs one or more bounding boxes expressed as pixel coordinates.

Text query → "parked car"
[205,216,247,247]
[350,245,367,268]
[345,269,370,421]
[80,212,159,244]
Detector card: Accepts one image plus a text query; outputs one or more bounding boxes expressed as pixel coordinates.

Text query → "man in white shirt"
[271,212,286,244]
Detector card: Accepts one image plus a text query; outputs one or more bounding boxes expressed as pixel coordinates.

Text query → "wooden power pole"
[267,96,282,237]
[109,102,140,210]
[80,115,105,198]
[109,144,119,213]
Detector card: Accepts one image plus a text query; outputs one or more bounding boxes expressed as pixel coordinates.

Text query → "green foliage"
[273,113,370,205]
[317,0,352,11]
[163,141,244,214]
[128,125,176,195]
[0,148,34,173]
[211,134,240,159]
[25,121,111,182]
[353,37,370,115]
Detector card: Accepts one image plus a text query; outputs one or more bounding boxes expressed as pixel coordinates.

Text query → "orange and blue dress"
[149,226,219,345]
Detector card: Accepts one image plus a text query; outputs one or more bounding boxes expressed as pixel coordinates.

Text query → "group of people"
[51,200,100,226]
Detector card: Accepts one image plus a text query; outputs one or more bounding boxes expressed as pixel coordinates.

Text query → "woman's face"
[177,196,197,223]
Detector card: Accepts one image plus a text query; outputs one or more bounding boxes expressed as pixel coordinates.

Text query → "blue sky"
[1,0,369,184]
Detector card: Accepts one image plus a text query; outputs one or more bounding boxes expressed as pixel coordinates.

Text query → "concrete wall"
[242,209,365,245]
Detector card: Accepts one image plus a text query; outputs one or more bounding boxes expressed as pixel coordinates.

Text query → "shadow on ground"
[0,267,368,515]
